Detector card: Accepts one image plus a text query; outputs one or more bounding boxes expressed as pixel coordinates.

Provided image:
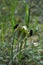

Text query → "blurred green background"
[0,0,43,65]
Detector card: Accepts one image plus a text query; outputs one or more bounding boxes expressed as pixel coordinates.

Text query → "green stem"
[11,30,16,65]
[25,0,31,28]
[28,0,31,27]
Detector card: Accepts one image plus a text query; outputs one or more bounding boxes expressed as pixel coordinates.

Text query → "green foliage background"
[0,0,43,65]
